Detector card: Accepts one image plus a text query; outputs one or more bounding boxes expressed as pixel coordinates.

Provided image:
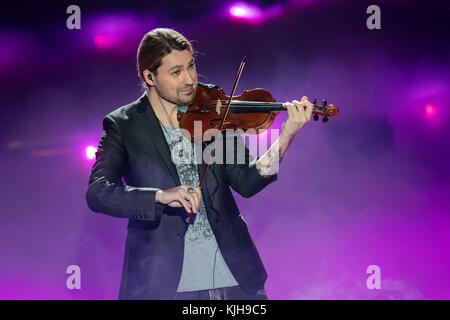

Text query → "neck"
[147,87,179,127]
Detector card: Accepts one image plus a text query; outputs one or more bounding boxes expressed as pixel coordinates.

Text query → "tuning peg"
[322,116,328,123]
[313,114,319,121]
[313,97,317,105]
[322,99,327,107]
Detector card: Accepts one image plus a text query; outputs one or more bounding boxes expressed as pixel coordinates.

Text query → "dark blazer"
[85,83,278,299]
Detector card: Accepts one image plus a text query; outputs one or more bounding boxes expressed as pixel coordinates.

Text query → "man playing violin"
[85,28,314,300]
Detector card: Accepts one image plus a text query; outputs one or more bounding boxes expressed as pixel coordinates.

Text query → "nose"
[183,69,194,85]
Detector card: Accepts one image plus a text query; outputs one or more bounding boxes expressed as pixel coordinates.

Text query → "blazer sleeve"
[223,132,278,198]
[85,115,165,221]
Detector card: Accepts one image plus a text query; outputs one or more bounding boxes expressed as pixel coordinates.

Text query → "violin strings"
[199,100,323,110]
[201,100,283,109]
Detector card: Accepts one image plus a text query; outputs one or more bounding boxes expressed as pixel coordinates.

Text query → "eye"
[172,70,181,76]
[188,63,195,69]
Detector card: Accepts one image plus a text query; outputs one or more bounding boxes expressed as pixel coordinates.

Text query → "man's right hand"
[155,185,202,214]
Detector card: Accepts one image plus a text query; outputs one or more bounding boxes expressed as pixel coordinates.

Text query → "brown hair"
[137,28,193,89]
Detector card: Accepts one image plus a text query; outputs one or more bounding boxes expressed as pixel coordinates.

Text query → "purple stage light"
[425,104,435,117]
[85,146,97,160]
[229,2,263,22]
[93,34,110,48]
[228,2,284,24]
[93,35,106,48]
[85,13,143,55]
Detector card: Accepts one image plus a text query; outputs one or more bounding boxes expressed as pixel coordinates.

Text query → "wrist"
[280,127,295,145]
[281,121,296,141]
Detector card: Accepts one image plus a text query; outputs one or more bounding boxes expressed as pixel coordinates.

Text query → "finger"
[285,102,293,119]
[182,189,198,214]
[177,193,192,213]
[183,186,199,213]
[292,100,305,112]
[286,102,297,120]
[299,97,313,121]
[291,104,302,123]
[301,103,309,123]
[291,101,304,122]
[182,185,199,208]
[295,100,311,120]
[187,186,201,213]
[179,186,196,212]
[305,101,313,121]
[301,100,313,119]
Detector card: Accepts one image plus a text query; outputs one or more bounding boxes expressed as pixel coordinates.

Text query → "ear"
[143,70,155,86]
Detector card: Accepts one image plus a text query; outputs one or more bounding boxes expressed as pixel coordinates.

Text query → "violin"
[179,56,339,224]
[177,85,339,140]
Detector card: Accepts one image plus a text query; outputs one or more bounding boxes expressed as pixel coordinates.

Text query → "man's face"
[152,49,197,106]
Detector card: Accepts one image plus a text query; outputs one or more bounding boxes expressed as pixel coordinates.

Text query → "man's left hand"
[281,96,314,138]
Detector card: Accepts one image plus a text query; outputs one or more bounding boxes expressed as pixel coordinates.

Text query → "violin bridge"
[216,99,222,115]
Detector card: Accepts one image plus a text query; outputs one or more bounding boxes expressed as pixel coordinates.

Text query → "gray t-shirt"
[159,123,238,292]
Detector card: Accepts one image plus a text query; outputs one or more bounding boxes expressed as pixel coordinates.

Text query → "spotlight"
[86,146,97,160]
[229,2,262,21]
[425,104,435,117]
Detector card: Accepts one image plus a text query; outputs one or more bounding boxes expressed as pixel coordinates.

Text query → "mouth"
[181,88,194,94]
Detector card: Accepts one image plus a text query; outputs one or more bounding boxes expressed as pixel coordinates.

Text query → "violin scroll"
[311,97,339,123]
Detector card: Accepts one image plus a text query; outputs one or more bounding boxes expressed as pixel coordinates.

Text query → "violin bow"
[185,56,247,224]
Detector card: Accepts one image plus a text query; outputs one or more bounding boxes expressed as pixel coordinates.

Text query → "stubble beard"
[155,82,197,107]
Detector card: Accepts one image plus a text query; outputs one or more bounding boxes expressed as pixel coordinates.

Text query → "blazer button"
[177,233,182,239]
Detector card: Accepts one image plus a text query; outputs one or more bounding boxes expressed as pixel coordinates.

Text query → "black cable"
[212,244,219,289]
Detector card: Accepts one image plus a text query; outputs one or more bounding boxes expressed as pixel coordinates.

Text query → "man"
[85,28,313,300]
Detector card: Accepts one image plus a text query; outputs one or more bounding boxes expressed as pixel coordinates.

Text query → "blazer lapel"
[135,92,181,187]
